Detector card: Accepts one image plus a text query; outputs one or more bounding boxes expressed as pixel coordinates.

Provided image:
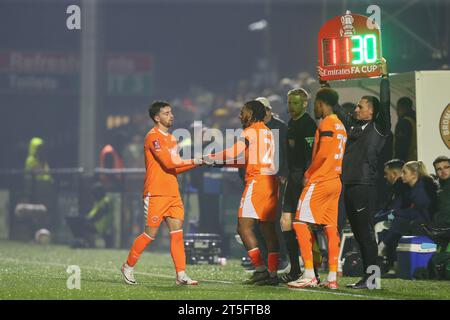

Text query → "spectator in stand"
[99,131,126,189]
[394,97,417,162]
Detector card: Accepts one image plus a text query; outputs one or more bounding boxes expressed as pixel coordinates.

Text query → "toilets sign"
[318,10,383,81]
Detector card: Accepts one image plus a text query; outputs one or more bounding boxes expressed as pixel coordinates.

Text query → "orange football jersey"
[210,121,276,182]
[305,114,347,183]
[143,127,196,198]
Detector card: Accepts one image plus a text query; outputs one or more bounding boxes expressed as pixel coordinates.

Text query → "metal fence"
[0,167,245,256]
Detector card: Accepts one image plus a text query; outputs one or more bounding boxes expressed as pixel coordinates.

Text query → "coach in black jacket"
[323,58,391,289]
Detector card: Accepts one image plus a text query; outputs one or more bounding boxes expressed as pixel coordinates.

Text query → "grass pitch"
[0,240,448,300]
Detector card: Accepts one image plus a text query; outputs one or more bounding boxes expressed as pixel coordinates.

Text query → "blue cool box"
[396,236,437,279]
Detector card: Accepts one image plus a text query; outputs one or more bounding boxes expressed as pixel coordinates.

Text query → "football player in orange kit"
[121,101,203,286]
[207,100,280,285]
[287,88,347,290]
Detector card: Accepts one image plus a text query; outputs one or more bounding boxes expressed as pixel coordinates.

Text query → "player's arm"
[208,138,248,163]
[175,164,198,174]
[332,103,355,132]
[304,131,334,182]
[148,136,196,171]
[374,58,391,136]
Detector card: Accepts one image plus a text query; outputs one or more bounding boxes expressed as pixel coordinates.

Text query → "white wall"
[415,71,450,172]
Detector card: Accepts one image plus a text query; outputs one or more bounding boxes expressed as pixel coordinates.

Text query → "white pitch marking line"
[0,257,394,300]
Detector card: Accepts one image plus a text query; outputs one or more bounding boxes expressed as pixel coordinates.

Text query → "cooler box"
[396,236,437,279]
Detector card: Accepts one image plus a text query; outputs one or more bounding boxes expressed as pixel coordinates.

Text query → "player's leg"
[280,211,302,282]
[289,221,318,288]
[259,220,280,284]
[238,181,268,274]
[165,202,198,285]
[320,224,340,289]
[280,176,302,280]
[288,184,319,288]
[320,182,341,289]
[122,196,161,285]
[237,217,264,269]
[127,225,158,266]
[238,217,272,284]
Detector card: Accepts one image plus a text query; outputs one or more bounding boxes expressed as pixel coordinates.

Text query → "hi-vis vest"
[99,145,124,183]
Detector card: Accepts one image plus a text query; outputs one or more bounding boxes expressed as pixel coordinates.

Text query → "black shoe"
[315,273,321,285]
[243,270,270,285]
[255,275,279,286]
[314,267,321,284]
[279,271,302,284]
[346,278,369,289]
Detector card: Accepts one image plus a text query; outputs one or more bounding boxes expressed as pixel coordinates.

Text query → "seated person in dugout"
[374,159,407,223]
[377,161,438,269]
[422,156,450,250]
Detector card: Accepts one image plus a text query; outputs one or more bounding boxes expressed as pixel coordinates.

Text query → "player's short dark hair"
[315,88,339,107]
[433,155,450,168]
[384,159,405,171]
[361,95,380,117]
[244,100,266,122]
[149,101,170,122]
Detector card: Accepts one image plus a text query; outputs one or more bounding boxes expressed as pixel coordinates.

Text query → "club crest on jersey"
[151,216,159,223]
[152,140,161,151]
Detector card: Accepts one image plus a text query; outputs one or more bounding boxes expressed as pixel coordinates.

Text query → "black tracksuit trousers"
[344,184,379,275]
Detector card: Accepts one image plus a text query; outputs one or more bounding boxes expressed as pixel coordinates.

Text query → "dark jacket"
[334,77,391,185]
[395,176,438,224]
[434,178,450,227]
[286,112,317,176]
[383,178,408,211]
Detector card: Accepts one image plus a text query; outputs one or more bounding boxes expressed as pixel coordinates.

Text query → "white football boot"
[176,271,199,285]
[121,263,137,285]
[287,275,318,289]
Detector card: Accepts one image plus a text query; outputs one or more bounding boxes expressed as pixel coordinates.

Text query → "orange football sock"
[267,252,279,275]
[248,248,265,271]
[324,225,340,273]
[293,222,314,271]
[170,230,186,273]
[126,233,153,267]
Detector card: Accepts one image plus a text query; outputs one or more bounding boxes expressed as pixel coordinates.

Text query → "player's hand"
[377,57,388,77]
[202,155,215,166]
[193,157,204,165]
